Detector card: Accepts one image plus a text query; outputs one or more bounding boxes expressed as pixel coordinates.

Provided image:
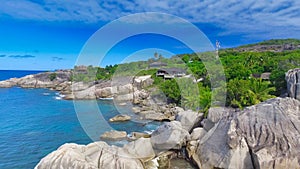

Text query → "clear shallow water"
[0,70,160,169]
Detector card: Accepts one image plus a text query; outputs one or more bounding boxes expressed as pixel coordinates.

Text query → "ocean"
[0,70,160,169]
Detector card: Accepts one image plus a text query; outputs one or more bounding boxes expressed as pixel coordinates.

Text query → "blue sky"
[0,0,299,70]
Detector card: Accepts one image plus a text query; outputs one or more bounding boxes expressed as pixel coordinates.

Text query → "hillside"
[230,38,300,52]
[1,39,300,112]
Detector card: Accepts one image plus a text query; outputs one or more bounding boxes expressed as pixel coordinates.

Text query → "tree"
[247,78,276,104]
[227,78,276,108]
[159,79,181,104]
[178,78,199,110]
[154,52,158,59]
[158,54,163,60]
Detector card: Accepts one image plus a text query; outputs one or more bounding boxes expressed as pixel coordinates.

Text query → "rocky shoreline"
[1,69,300,168]
[34,97,300,169]
[0,70,153,101]
[0,70,184,122]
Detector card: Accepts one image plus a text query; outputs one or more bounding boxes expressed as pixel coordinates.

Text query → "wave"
[59,94,65,97]
[54,96,62,100]
[144,130,155,134]
[53,92,65,100]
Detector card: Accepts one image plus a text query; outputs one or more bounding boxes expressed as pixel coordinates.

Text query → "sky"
[0,0,299,70]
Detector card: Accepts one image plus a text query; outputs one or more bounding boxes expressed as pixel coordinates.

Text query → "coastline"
[2,67,300,169]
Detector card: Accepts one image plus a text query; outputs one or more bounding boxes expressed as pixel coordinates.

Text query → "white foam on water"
[144,130,155,134]
[99,97,114,100]
[54,96,62,100]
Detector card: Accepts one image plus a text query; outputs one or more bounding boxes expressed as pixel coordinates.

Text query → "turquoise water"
[0,70,160,169]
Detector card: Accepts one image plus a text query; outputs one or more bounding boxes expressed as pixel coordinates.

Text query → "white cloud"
[0,0,299,39]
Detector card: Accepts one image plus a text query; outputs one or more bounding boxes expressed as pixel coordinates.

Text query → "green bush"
[48,73,57,81]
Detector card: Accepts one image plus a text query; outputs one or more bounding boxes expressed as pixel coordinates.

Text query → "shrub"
[48,73,57,81]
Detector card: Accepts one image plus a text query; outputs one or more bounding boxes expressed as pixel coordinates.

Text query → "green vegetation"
[152,48,300,113]
[69,40,300,114]
[227,78,276,108]
[48,73,57,81]
[238,38,300,48]
[71,65,118,82]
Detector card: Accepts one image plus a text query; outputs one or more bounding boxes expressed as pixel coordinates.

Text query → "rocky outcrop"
[186,127,207,161]
[234,43,300,52]
[37,98,300,169]
[35,139,156,169]
[95,86,113,98]
[0,71,72,89]
[123,138,156,162]
[190,127,207,141]
[201,107,237,131]
[100,130,127,141]
[71,82,92,91]
[35,124,187,169]
[133,103,184,122]
[151,121,190,151]
[193,97,300,169]
[176,110,203,132]
[0,78,17,87]
[128,132,151,141]
[133,75,154,90]
[0,71,154,102]
[109,115,131,122]
[286,68,300,100]
[207,107,237,123]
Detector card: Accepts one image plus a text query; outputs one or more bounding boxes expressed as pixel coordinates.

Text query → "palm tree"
[247,78,276,105]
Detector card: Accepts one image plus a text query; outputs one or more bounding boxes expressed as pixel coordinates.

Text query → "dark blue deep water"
[0,70,159,169]
[0,70,45,81]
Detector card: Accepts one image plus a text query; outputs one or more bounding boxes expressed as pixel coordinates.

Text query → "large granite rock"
[133,89,150,104]
[207,107,236,123]
[151,121,190,150]
[123,138,155,162]
[133,75,154,90]
[35,141,145,169]
[144,112,171,121]
[95,86,113,98]
[175,110,203,132]
[194,97,300,169]
[72,86,97,99]
[201,107,237,132]
[186,127,207,160]
[286,68,300,100]
[71,82,92,91]
[190,127,207,141]
[114,93,133,101]
[116,84,133,95]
